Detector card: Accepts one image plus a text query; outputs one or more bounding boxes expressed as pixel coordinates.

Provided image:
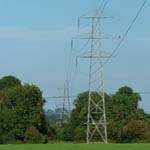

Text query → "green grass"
[0,144,150,150]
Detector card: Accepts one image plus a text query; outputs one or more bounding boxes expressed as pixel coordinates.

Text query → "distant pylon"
[46,81,76,126]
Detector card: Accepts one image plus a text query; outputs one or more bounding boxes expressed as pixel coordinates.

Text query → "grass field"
[0,144,150,150]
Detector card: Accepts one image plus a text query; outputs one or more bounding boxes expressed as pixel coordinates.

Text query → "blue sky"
[0,0,149,111]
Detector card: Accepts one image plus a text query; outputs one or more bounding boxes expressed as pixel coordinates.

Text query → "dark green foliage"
[49,125,64,141]
[0,134,17,144]
[68,91,107,142]
[0,76,21,90]
[3,84,47,134]
[46,126,57,140]
[0,108,25,141]
[0,75,150,144]
[106,86,142,142]
[67,86,148,143]
[69,92,89,142]
[0,76,47,144]
[62,123,75,141]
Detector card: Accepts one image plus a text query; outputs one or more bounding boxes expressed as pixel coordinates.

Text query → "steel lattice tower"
[85,10,108,144]
[72,8,119,143]
[47,81,76,126]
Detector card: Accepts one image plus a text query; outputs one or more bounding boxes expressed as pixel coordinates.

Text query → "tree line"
[0,75,150,144]
[47,86,150,143]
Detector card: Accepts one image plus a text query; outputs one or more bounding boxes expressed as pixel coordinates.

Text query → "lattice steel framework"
[46,81,76,126]
[72,8,119,143]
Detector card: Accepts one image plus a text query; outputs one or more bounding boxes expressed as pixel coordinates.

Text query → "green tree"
[0,76,21,90]
[0,108,19,143]
[106,86,141,142]
[0,83,47,143]
[69,91,88,142]
[69,91,112,142]
[68,86,143,143]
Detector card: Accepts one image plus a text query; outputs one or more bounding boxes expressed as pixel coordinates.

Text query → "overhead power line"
[102,0,147,67]
[67,0,110,91]
[98,0,110,16]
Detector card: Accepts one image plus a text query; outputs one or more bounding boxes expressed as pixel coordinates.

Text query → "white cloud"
[0,26,77,41]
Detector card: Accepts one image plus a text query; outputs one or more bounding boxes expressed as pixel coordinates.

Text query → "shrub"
[121,120,147,143]
[24,126,47,144]
[0,134,16,144]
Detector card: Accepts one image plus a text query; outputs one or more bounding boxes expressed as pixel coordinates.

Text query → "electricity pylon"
[47,81,76,126]
[72,9,119,143]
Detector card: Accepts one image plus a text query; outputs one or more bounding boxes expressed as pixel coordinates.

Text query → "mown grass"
[0,144,150,150]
